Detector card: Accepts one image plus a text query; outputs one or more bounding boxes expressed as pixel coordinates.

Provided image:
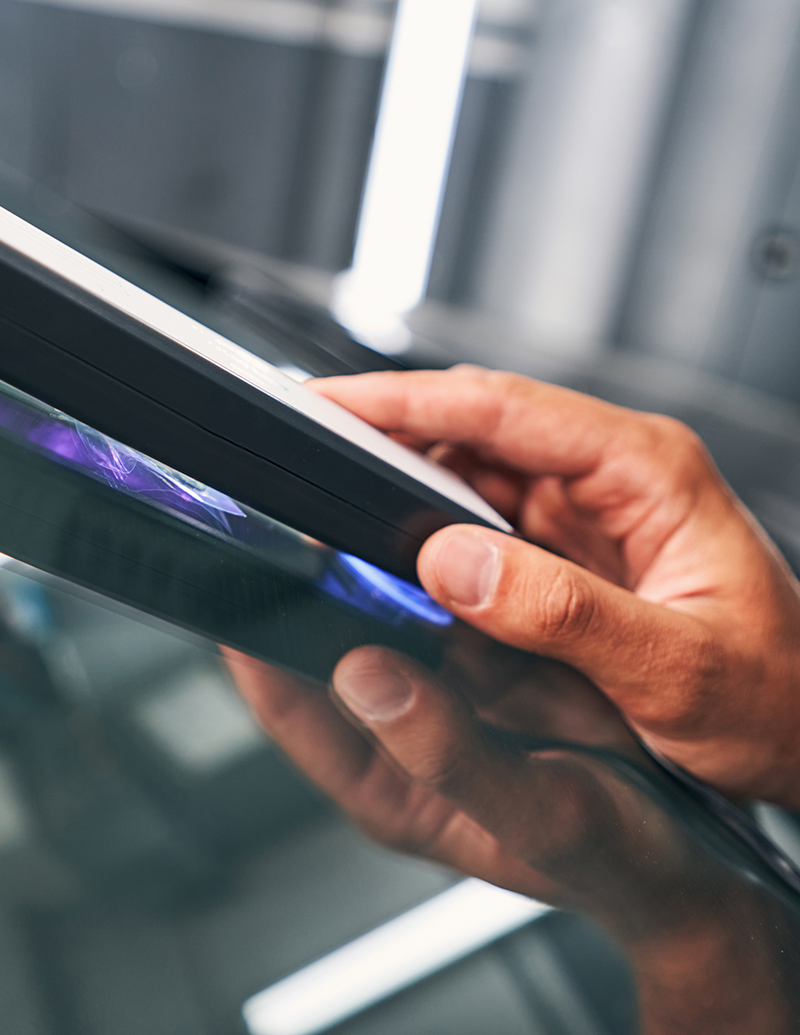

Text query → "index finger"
[308,365,640,478]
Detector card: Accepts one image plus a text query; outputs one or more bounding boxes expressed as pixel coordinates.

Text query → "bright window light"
[242,878,550,1035]
[332,0,480,353]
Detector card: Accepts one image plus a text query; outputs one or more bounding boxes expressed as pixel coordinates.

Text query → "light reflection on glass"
[0,386,453,630]
[0,394,245,532]
[325,553,454,627]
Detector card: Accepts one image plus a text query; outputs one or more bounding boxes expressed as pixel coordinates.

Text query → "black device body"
[0,225,500,584]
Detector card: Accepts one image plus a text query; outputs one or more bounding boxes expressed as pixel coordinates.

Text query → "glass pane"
[0,376,798,1033]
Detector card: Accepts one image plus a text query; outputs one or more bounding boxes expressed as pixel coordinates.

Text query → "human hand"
[224,643,798,1034]
[309,365,800,809]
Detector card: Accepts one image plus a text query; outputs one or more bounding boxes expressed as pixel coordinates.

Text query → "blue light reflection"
[0,386,454,628]
[320,553,454,627]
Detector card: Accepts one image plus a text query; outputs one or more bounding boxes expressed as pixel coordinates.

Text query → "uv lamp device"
[0,205,510,582]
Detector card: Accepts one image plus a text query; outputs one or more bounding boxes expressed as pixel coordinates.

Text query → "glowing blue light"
[336,553,454,626]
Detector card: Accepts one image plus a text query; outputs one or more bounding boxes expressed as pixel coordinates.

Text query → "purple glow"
[0,389,454,630]
[0,396,244,531]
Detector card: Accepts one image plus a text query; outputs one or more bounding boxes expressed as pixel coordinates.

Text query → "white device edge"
[0,205,511,533]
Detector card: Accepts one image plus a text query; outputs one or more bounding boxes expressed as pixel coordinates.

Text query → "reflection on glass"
[0,376,796,1032]
[324,553,454,627]
[0,388,246,531]
[0,381,450,633]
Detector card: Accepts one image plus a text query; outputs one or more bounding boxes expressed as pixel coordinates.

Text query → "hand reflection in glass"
[225,643,800,1034]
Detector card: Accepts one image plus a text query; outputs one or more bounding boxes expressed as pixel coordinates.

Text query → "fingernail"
[435,533,498,607]
[335,664,414,722]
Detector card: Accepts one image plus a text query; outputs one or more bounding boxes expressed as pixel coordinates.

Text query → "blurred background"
[5,0,800,393]
[2,0,800,1032]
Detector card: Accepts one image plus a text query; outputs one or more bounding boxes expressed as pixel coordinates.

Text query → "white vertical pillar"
[332,0,480,352]
[622,0,800,368]
[477,0,692,357]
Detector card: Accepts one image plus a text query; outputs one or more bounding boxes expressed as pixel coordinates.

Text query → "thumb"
[330,646,615,873]
[417,526,718,720]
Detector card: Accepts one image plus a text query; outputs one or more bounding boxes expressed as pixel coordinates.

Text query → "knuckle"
[448,362,485,377]
[449,364,531,399]
[534,568,597,644]
[418,747,473,800]
[643,415,711,477]
[645,412,692,440]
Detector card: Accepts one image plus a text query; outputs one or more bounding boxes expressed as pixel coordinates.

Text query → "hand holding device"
[0,205,509,584]
[310,365,800,811]
[227,365,800,1031]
